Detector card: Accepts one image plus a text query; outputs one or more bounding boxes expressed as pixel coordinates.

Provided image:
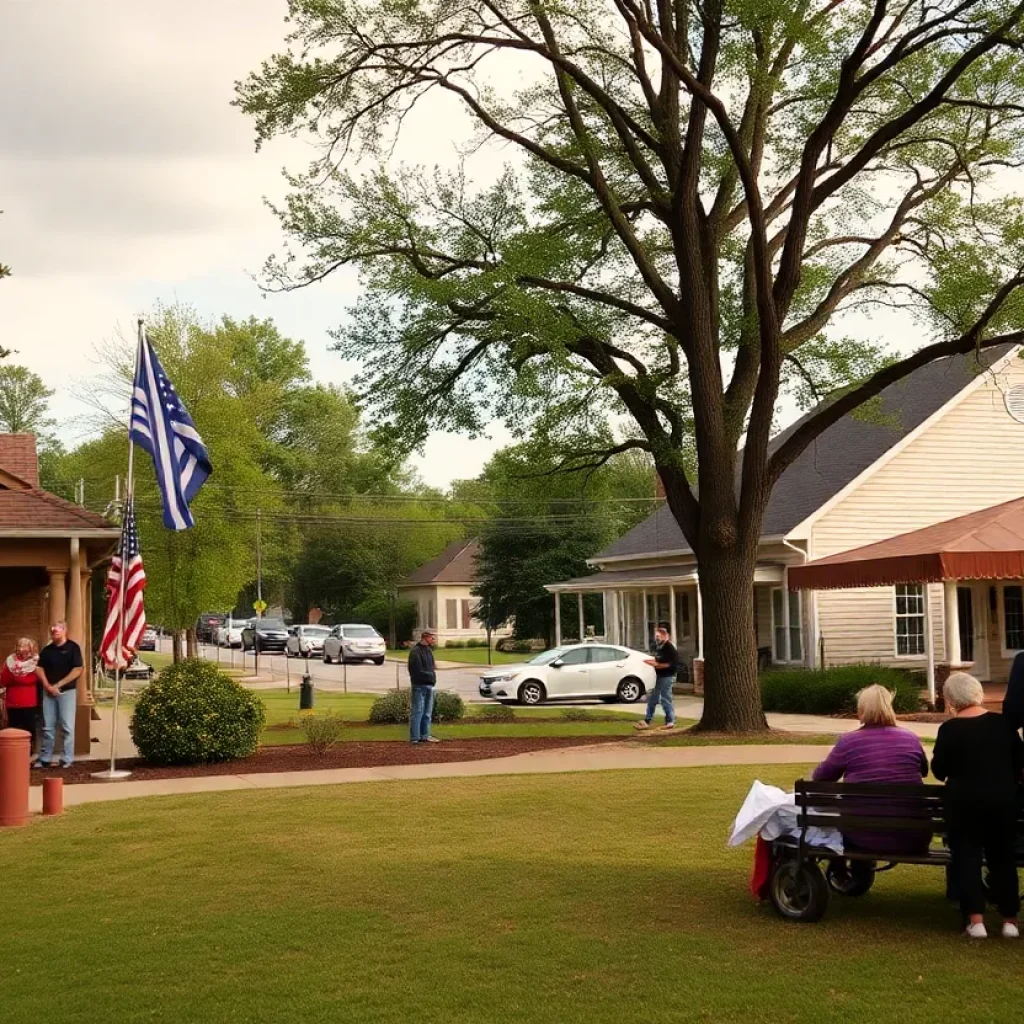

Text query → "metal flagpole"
[92,321,143,781]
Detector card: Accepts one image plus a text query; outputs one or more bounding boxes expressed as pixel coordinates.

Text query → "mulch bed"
[34,736,623,786]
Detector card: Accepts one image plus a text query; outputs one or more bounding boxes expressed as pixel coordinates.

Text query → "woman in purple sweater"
[812,685,929,855]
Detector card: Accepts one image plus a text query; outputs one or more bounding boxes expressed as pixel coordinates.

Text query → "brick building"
[0,435,119,754]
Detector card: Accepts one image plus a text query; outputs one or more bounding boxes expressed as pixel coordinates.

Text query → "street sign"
[253,599,268,614]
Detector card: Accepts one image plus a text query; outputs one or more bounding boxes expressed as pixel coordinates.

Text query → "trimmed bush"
[130,658,266,765]
[760,664,921,716]
[559,707,593,722]
[496,637,542,653]
[368,689,466,724]
[299,710,345,755]
[475,703,515,722]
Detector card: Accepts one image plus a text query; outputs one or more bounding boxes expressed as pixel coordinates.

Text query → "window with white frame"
[895,584,926,656]
[771,588,803,663]
[1004,584,1024,651]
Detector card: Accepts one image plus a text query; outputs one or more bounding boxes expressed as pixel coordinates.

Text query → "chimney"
[0,434,39,489]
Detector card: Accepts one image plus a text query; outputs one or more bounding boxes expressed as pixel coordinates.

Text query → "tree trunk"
[693,547,769,733]
[186,628,198,659]
[172,630,183,663]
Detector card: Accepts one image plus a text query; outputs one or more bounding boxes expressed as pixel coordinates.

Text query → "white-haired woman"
[0,637,41,754]
[932,672,1023,939]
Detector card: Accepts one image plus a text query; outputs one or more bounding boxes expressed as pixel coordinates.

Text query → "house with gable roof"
[547,345,1024,684]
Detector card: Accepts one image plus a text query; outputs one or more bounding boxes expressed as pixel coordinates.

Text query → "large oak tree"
[239,0,1024,729]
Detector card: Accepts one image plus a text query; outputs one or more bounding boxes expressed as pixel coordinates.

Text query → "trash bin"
[300,674,314,710]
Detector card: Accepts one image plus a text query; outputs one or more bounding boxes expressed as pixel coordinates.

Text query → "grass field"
[387,646,528,665]
[3,764,1015,1024]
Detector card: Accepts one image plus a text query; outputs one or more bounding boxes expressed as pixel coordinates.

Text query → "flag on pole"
[130,334,212,529]
[100,498,147,669]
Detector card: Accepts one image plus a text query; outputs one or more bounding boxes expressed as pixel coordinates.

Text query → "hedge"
[760,664,922,716]
[368,689,466,724]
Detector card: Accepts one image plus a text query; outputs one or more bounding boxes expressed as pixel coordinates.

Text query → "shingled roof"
[597,346,1017,561]
[0,434,118,534]
[401,539,481,585]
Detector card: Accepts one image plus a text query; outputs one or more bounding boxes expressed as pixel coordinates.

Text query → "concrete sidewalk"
[32,741,831,811]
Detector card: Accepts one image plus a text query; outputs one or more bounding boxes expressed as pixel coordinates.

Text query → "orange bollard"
[42,777,63,816]
[0,728,31,827]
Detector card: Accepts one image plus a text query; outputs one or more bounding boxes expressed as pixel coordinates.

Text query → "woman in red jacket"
[1,637,40,750]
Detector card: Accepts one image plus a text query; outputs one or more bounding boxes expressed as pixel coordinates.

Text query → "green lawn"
[388,647,528,666]
[2,765,1014,1024]
[259,688,664,744]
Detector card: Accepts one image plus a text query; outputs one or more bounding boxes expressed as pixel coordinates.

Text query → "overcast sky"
[0,0,511,488]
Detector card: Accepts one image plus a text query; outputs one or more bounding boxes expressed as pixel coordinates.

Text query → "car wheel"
[374,657,385,666]
[518,680,546,706]
[322,652,331,664]
[616,677,644,703]
[769,858,830,923]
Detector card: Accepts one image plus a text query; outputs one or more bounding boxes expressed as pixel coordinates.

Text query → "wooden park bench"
[767,779,1024,922]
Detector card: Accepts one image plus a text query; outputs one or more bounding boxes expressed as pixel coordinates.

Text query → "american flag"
[100,498,147,670]
[130,333,212,530]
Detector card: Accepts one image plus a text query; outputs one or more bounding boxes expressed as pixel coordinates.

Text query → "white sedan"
[478,643,656,705]
[286,624,331,658]
[216,621,247,648]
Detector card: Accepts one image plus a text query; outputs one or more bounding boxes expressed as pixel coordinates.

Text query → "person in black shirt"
[635,623,677,732]
[932,671,1024,939]
[408,628,438,744]
[33,621,84,769]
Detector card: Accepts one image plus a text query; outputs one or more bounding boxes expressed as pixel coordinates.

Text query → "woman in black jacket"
[932,672,1023,939]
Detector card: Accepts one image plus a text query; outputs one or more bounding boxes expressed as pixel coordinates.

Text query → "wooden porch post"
[554,593,562,646]
[925,584,937,707]
[669,584,677,642]
[641,589,648,651]
[47,569,67,624]
[781,569,791,663]
[943,580,961,667]
[577,592,585,642]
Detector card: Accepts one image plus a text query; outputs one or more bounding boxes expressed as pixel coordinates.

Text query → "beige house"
[398,539,512,646]
[547,345,1024,683]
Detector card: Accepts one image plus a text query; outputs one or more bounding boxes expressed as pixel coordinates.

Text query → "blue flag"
[130,334,212,529]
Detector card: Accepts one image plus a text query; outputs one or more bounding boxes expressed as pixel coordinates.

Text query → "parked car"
[195,612,228,643]
[137,627,157,652]
[241,618,289,654]
[286,624,331,658]
[322,624,387,665]
[216,620,247,648]
[478,643,656,705]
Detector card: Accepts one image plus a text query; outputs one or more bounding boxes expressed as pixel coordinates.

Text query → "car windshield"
[258,619,286,630]
[302,627,330,637]
[528,647,572,666]
[344,626,380,638]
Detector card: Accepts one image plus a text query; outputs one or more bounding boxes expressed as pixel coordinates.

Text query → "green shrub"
[368,689,466,724]
[760,664,921,716]
[432,690,466,722]
[475,703,515,722]
[559,707,594,722]
[445,640,466,649]
[130,658,266,765]
[299,710,345,755]
[496,638,539,653]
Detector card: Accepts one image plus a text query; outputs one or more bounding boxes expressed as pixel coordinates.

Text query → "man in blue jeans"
[634,622,677,732]
[34,620,84,768]
[408,628,439,743]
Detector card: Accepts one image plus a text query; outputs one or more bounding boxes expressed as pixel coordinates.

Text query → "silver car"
[286,624,331,658]
[322,624,386,665]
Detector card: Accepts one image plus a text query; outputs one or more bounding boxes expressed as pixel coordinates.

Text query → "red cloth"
[750,836,772,900]
[1,663,39,708]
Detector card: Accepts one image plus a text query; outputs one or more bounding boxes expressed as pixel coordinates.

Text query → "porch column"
[554,593,562,646]
[48,569,67,624]
[925,583,937,706]
[67,538,84,647]
[943,580,961,666]
[781,568,792,663]
[669,584,677,642]
[624,592,631,647]
[577,592,585,642]
[641,589,648,649]
[696,584,704,659]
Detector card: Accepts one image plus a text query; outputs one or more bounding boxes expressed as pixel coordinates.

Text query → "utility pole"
[254,508,263,679]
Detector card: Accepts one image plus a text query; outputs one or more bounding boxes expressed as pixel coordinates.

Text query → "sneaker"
[1002,922,1020,939]
[31,761,51,770]
[60,763,73,770]
[965,922,988,939]
[633,721,651,731]
[660,722,676,731]
[423,736,441,744]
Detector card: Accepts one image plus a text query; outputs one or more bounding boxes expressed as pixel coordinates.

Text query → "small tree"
[0,365,55,437]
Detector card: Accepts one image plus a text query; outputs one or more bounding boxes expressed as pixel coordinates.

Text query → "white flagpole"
[92,320,143,781]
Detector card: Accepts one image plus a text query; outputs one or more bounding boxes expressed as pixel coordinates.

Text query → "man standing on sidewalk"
[635,622,677,732]
[34,620,84,768]
[408,628,439,744]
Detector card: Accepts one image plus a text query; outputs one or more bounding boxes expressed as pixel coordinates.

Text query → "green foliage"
[367,688,465,724]
[475,703,515,722]
[130,659,266,765]
[496,638,540,653]
[760,665,921,716]
[0,365,55,438]
[299,710,345,755]
[559,707,594,722]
